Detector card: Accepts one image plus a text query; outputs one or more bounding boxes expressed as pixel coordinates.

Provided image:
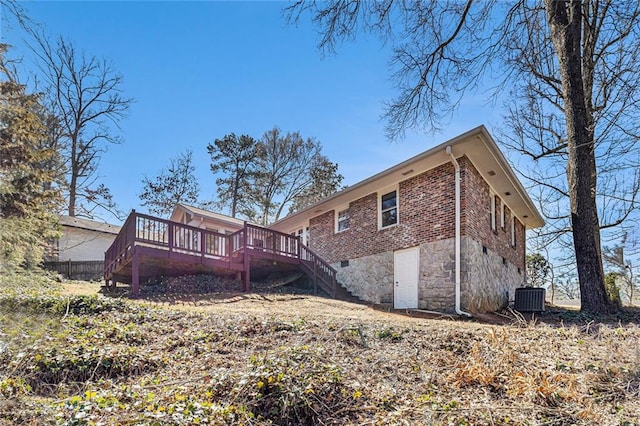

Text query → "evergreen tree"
[0,45,62,270]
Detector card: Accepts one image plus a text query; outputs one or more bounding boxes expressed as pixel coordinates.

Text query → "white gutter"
[446,146,472,318]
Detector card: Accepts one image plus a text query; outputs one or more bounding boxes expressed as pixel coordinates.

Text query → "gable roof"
[171,203,248,228]
[59,215,122,235]
[269,125,544,231]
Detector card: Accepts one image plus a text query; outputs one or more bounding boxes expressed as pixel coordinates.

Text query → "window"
[380,190,398,228]
[336,208,350,232]
[500,200,506,229]
[292,225,310,245]
[490,190,496,231]
[511,215,517,247]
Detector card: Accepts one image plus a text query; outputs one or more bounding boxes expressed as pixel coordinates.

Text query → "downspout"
[446,146,472,317]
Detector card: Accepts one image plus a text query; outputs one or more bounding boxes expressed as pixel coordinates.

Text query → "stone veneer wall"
[461,236,524,312]
[333,238,457,311]
[333,251,394,304]
[333,235,524,313]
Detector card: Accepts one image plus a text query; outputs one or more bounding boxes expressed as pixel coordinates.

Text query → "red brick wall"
[461,158,525,270]
[308,157,525,271]
[310,163,456,264]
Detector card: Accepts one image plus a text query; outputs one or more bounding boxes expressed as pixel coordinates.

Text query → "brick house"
[269,126,544,313]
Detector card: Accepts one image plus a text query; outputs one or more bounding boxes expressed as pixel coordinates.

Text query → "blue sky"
[4,1,502,222]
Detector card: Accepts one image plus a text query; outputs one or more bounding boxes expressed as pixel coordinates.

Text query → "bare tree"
[289,156,343,214]
[556,273,580,300]
[139,150,201,217]
[29,32,132,219]
[287,0,640,314]
[249,127,337,225]
[209,128,342,224]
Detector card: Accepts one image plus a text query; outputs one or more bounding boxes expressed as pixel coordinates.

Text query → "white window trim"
[335,204,350,234]
[290,222,310,246]
[500,199,505,229]
[490,190,496,231]
[511,214,516,247]
[378,186,399,230]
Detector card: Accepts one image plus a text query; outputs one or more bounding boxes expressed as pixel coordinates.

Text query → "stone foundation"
[461,237,524,312]
[333,236,524,313]
[333,252,393,304]
[419,238,456,311]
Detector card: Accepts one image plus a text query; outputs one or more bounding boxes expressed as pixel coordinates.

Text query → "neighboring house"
[46,215,121,280]
[55,215,122,262]
[268,126,544,313]
[105,125,544,314]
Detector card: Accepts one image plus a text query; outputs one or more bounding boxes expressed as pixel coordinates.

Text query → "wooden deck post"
[168,222,174,255]
[132,249,140,297]
[200,229,206,259]
[243,222,251,292]
[313,260,318,295]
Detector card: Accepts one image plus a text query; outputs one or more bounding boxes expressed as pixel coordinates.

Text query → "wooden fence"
[43,260,105,281]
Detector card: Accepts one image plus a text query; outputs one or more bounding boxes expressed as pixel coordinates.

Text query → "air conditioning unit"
[514,287,545,312]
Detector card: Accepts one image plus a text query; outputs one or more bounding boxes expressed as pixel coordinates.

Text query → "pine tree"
[0,45,62,270]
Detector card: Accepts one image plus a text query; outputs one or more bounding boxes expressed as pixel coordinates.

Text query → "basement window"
[340,260,349,267]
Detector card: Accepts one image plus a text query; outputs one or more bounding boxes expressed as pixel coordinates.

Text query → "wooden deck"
[104,211,337,297]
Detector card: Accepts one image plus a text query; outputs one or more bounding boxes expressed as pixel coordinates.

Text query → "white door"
[394,247,419,309]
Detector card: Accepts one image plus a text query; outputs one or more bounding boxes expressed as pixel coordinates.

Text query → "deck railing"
[104,211,337,297]
[299,244,337,297]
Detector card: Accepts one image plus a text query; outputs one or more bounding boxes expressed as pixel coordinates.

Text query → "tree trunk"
[545,0,616,314]
[68,168,76,217]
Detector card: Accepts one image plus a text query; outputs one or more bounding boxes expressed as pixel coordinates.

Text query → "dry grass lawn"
[1,277,639,425]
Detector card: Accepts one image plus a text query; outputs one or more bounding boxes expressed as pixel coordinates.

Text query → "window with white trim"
[291,225,310,246]
[490,191,496,231]
[500,200,505,229]
[336,208,350,232]
[380,190,398,228]
[511,214,517,247]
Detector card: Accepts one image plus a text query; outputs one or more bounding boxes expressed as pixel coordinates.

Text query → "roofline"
[58,215,121,234]
[270,125,544,229]
[174,203,248,227]
[475,127,544,228]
